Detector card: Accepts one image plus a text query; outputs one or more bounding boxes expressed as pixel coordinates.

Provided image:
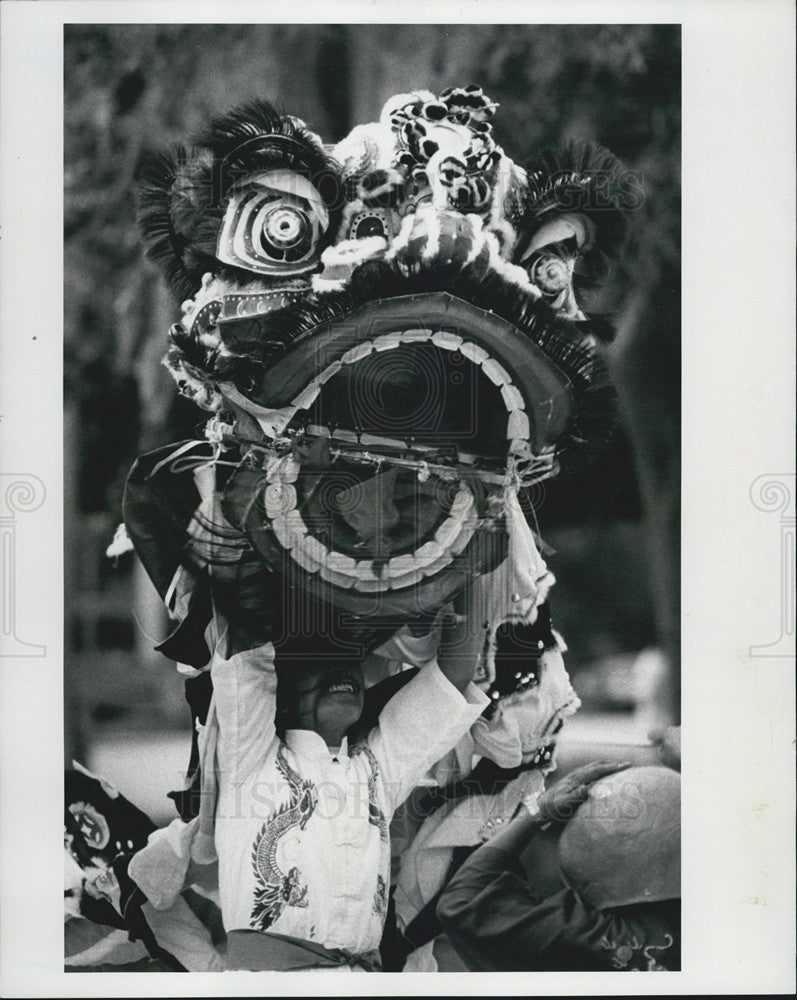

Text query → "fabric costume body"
[390,601,579,970]
[64,764,224,972]
[80,86,632,969]
[437,845,680,972]
[437,766,682,972]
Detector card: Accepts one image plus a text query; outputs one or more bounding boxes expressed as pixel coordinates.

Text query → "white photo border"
[0,1,794,996]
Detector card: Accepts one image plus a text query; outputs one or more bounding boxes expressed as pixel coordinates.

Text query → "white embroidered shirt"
[211,643,488,954]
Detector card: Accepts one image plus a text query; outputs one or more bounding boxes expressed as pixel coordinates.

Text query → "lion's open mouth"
[286,329,534,471]
[248,329,548,592]
[217,293,580,615]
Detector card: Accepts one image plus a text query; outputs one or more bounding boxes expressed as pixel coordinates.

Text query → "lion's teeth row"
[267,482,477,591]
[263,328,531,589]
[288,328,530,448]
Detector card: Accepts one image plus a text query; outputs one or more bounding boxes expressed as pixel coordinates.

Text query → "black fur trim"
[195,101,338,199]
[213,257,617,474]
[136,146,201,302]
[577,313,618,345]
[517,139,629,262]
[167,321,220,373]
[137,100,344,300]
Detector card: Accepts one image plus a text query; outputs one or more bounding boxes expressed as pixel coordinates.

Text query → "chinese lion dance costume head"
[123,88,626,790]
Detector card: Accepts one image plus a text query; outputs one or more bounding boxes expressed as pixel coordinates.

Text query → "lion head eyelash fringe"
[136,100,345,302]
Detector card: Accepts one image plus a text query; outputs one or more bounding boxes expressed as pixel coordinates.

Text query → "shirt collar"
[285,729,349,761]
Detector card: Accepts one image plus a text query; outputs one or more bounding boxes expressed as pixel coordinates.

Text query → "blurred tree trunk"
[611,275,681,724]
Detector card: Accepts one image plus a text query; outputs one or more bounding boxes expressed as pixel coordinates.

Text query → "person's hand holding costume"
[532,760,632,823]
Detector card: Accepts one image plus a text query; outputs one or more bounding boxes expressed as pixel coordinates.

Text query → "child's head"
[274,635,366,747]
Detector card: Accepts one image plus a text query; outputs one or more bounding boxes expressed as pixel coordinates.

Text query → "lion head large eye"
[217,169,329,276]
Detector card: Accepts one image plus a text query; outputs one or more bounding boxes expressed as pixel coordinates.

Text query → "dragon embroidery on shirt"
[250,744,317,931]
[349,743,390,923]
[350,742,388,842]
[372,874,388,917]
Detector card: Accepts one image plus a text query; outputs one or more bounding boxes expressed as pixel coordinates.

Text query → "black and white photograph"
[60,20,683,975]
[0,2,794,996]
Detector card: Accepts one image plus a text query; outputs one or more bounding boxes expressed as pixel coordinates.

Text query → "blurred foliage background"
[64,24,680,807]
